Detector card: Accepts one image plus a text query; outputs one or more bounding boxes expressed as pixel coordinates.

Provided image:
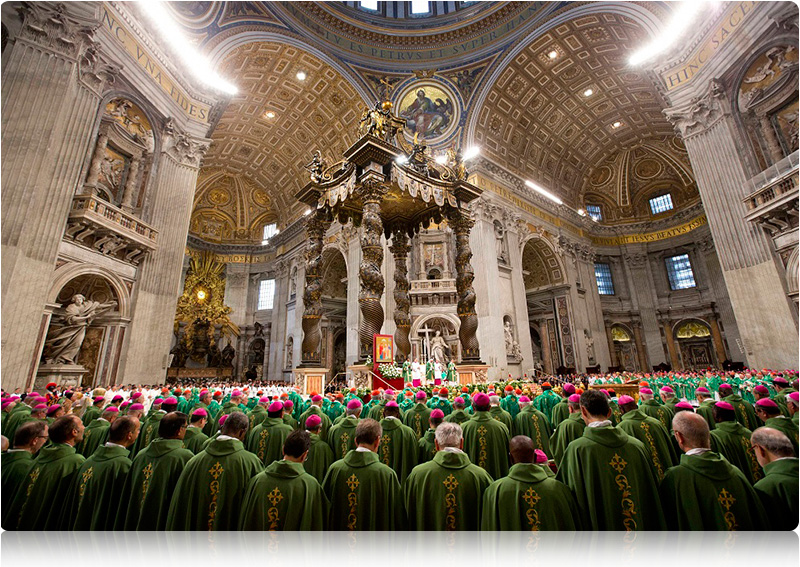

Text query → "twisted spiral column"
[389,230,411,363]
[301,210,330,365]
[450,209,482,362]
[358,181,386,359]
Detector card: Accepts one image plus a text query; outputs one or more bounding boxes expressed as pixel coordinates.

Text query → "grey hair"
[672,412,710,449]
[640,392,654,401]
[384,391,396,401]
[751,427,795,458]
[434,422,463,449]
[660,390,675,400]
[489,395,500,405]
[346,406,361,416]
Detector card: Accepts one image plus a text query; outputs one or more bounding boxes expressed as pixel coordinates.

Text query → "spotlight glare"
[463,146,480,161]
[296,71,307,81]
[525,180,563,205]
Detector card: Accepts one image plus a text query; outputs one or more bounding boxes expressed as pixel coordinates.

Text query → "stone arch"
[320,247,348,299]
[48,263,131,320]
[520,236,566,291]
[785,247,799,300]
[410,312,461,336]
[672,318,712,338]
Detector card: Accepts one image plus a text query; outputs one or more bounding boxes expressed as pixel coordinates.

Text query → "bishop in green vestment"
[755,398,799,455]
[482,435,580,530]
[557,390,666,531]
[549,395,586,467]
[719,384,758,431]
[321,419,404,530]
[660,412,768,530]
[183,409,210,454]
[489,397,513,431]
[404,422,493,530]
[512,396,552,457]
[639,389,673,431]
[116,413,194,530]
[282,401,299,430]
[303,415,334,484]
[76,408,117,457]
[695,387,716,430]
[377,403,419,483]
[403,392,433,439]
[750,427,799,531]
[616,395,677,481]
[709,402,763,484]
[246,402,294,467]
[327,400,362,460]
[532,384,560,423]
[81,397,104,427]
[131,400,166,457]
[462,394,511,479]
[248,398,269,433]
[298,397,332,441]
[500,390,521,420]
[240,430,329,530]
[445,397,471,425]
[418,409,445,463]
[1,421,48,527]
[550,383,576,427]
[167,412,263,530]
[67,416,139,530]
[5,415,86,530]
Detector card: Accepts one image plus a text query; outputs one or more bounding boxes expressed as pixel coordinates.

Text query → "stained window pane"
[649,193,674,215]
[586,204,602,221]
[258,279,275,310]
[360,0,378,10]
[665,254,696,290]
[411,0,429,14]
[594,263,615,295]
[262,223,278,244]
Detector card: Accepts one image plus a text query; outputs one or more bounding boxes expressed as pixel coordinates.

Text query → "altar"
[589,380,643,402]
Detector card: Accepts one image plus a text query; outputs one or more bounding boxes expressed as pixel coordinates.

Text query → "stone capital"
[663,79,727,138]
[15,2,98,59]
[162,119,211,168]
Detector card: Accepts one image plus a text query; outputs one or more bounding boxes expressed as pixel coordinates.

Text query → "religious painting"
[423,243,444,270]
[396,81,459,142]
[374,334,394,363]
[98,146,126,200]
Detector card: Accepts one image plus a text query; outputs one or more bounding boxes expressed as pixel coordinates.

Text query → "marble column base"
[456,364,490,385]
[35,364,88,392]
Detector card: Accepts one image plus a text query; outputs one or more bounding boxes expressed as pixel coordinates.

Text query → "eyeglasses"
[37,436,48,439]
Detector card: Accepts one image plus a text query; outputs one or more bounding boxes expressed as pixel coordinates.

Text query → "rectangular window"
[411,0,429,14]
[594,263,615,295]
[360,0,378,10]
[665,254,696,290]
[262,223,278,244]
[258,279,275,310]
[586,204,602,221]
[649,193,674,215]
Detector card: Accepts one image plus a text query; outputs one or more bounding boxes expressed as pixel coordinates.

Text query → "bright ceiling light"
[396,155,409,164]
[435,155,447,165]
[629,1,708,66]
[265,111,275,119]
[583,88,594,97]
[611,121,622,129]
[296,71,307,81]
[463,146,480,161]
[577,209,586,216]
[548,50,558,60]
[525,180,563,205]
[138,1,238,95]
[303,209,312,216]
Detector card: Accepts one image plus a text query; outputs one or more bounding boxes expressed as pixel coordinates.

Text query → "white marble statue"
[43,294,117,365]
[429,330,448,364]
[504,320,522,358]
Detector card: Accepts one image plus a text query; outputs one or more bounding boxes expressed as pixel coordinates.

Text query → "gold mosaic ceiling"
[191,41,364,243]
[474,12,678,207]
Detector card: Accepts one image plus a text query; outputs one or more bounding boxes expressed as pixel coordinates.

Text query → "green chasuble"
[116,438,193,530]
[403,402,432,439]
[298,406,332,441]
[489,406,513,431]
[166,437,263,530]
[753,458,799,531]
[639,399,673,431]
[481,462,580,530]
[182,426,209,454]
[617,409,678,481]
[550,398,570,428]
[377,417,419,483]
[367,401,387,421]
[445,409,471,425]
[659,451,769,530]
[764,416,799,455]
[696,400,717,431]
[512,406,552,457]
[283,413,299,430]
[418,429,436,463]
[246,417,294,467]
[322,449,404,530]
[533,391,560,423]
[303,432,334,484]
[76,418,110,457]
[82,405,101,427]
[248,406,268,431]
[132,411,166,457]
[1,451,33,527]
[67,444,132,530]
[709,421,763,484]
[609,401,623,427]
[501,395,521,420]
[462,412,511,479]
[240,460,329,530]
[549,412,586,467]
[3,406,32,443]
[327,416,359,461]
[404,449,493,530]
[557,425,666,531]
[5,443,85,530]
[723,394,758,431]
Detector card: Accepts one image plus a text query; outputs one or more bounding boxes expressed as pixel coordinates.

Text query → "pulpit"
[293,367,327,395]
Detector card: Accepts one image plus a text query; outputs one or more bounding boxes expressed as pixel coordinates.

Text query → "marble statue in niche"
[494,220,509,264]
[504,318,522,360]
[42,294,116,365]
[584,330,596,364]
[429,330,450,364]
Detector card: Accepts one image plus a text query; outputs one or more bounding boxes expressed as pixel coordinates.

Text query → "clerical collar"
[217,435,236,441]
[97,418,109,423]
[442,447,464,454]
[355,446,372,452]
[7,449,28,453]
[385,416,400,421]
[587,420,612,428]
[105,442,126,449]
[686,448,712,456]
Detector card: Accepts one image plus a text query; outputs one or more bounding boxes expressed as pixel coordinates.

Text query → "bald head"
[751,427,795,466]
[672,412,710,451]
[510,435,535,464]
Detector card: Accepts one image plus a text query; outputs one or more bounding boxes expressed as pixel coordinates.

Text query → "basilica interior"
[1,1,798,392]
